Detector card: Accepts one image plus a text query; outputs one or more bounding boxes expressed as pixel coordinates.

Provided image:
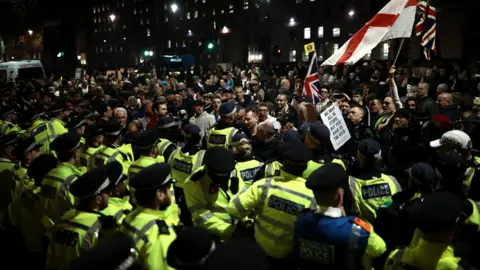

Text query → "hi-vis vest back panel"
[168,149,205,188]
[29,120,67,154]
[235,159,264,188]
[206,127,238,149]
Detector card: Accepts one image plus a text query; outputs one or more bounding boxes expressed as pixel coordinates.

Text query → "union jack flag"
[415,1,436,60]
[302,52,321,105]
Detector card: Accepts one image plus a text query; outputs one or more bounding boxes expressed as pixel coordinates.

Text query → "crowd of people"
[0,59,480,270]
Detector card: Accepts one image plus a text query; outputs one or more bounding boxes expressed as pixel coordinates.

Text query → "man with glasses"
[314,87,331,115]
[257,102,281,131]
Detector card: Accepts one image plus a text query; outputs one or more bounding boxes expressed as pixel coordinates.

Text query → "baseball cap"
[430,130,472,150]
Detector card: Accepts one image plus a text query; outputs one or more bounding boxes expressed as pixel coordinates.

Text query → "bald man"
[437,93,460,121]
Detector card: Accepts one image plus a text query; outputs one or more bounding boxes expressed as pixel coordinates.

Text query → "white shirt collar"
[315,206,345,218]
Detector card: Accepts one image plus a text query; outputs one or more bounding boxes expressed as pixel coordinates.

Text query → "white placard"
[320,104,351,150]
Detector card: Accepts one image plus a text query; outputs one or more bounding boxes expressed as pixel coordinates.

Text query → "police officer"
[228,142,316,264]
[41,132,87,226]
[0,133,18,174]
[384,191,473,270]
[302,122,346,178]
[206,102,239,149]
[168,124,206,226]
[157,116,181,160]
[65,115,87,143]
[121,163,177,270]
[0,105,20,135]
[90,119,132,177]
[47,103,69,133]
[100,168,132,225]
[25,108,67,154]
[80,124,105,167]
[46,161,123,269]
[0,133,18,232]
[348,139,402,224]
[9,135,42,227]
[129,128,165,178]
[20,154,57,267]
[231,133,263,188]
[295,163,387,269]
[184,147,244,241]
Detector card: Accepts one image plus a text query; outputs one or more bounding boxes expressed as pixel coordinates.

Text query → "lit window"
[145,7,149,12]
[230,9,234,14]
[165,17,168,22]
[94,28,97,33]
[333,43,339,53]
[213,10,215,15]
[296,0,302,3]
[110,46,113,52]
[304,27,311,39]
[187,12,190,19]
[94,17,97,23]
[203,0,206,3]
[333,27,340,37]
[229,4,234,10]
[139,8,142,14]
[134,8,137,14]
[164,4,167,11]
[289,49,296,62]
[194,11,198,18]
[140,19,143,25]
[213,21,216,29]
[221,9,224,14]
[203,12,206,17]
[310,0,315,1]
[93,7,96,14]
[364,51,372,60]
[303,52,309,61]
[147,28,151,37]
[102,5,105,11]
[100,47,103,53]
[176,42,179,48]
[198,41,202,46]
[182,41,186,47]
[121,1,124,7]
[120,46,123,52]
[244,0,249,9]
[96,47,98,53]
[382,42,390,60]
[168,40,172,48]
[123,25,126,29]
[318,26,324,38]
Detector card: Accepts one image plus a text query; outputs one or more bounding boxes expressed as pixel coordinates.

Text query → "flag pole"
[392,38,405,67]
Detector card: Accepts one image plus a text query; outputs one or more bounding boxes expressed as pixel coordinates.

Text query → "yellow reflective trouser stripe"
[58,219,102,250]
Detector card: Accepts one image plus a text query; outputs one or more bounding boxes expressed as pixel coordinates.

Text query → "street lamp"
[221,26,230,34]
[109,14,116,22]
[28,30,33,36]
[187,30,193,37]
[348,10,355,17]
[170,3,178,13]
[77,55,81,60]
[288,17,296,27]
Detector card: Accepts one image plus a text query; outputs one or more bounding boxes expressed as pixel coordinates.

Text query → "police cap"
[21,108,39,123]
[203,239,269,270]
[65,115,86,130]
[358,139,381,157]
[405,191,469,232]
[103,119,123,137]
[28,154,58,184]
[157,117,181,130]
[182,124,201,138]
[135,128,161,150]
[80,110,95,121]
[50,132,82,153]
[204,147,235,174]
[69,232,139,270]
[306,163,348,191]
[306,122,330,145]
[129,163,175,191]
[84,124,104,138]
[167,227,217,269]
[70,161,123,199]
[277,113,296,125]
[281,141,313,165]
[47,103,64,115]
[219,102,236,117]
[15,135,42,155]
[231,133,249,146]
[0,132,18,148]
[410,163,435,188]
[437,151,467,182]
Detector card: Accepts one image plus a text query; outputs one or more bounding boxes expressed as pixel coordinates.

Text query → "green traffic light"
[207,43,214,50]
[144,51,149,56]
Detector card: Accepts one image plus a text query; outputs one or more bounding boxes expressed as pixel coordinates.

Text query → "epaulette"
[353,217,372,233]
[190,169,205,182]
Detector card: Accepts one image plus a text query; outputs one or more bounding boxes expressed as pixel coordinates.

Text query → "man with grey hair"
[115,107,128,129]
[253,121,280,162]
[436,83,449,96]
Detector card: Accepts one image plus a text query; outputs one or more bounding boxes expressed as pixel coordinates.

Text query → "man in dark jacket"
[416,83,439,118]
[437,93,460,122]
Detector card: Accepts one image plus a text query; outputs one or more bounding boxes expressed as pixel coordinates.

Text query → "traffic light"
[144,50,149,56]
[207,42,215,50]
[57,52,64,58]
[272,45,281,58]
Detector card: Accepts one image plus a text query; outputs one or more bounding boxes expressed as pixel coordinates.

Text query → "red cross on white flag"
[322,0,418,66]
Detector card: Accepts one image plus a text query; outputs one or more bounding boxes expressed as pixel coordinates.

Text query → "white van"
[0,60,46,81]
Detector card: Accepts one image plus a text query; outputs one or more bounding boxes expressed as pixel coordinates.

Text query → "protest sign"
[320,104,351,150]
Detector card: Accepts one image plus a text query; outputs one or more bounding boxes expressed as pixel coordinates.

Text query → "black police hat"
[203,239,269,270]
[69,232,140,270]
[80,110,95,121]
[0,132,18,148]
[135,128,161,151]
[15,136,42,155]
[410,163,435,188]
[358,139,381,157]
[306,163,348,191]
[204,147,235,174]
[182,124,201,138]
[84,124,104,138]
[28,154,58,184]
[65,115,86,130]
[70,161,123,199]
[281,141,313,165]
[219,102,236,117]
[157,117,181,130]
[306,122,331,144]
[50,132,82,153]
[405,191,469,232]
[47,103,65,115]
[129,163,175,191]
[103,119,123,137]
[167,227,218,269]
[437,152,467,182]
